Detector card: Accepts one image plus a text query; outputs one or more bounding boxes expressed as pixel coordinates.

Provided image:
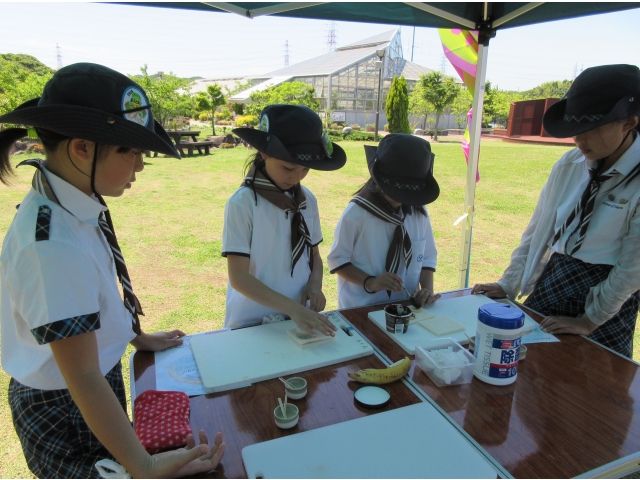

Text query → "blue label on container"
[477,332,521,380]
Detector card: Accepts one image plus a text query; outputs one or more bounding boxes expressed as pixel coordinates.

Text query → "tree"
[385,75,411,134]
[0,58,52,117]
[416,71,461,140]
[196,83,226,135]
[449,88,473,128]
[521,79,572,100]
[244,81,319,117]
[408,83,434,130]
[129,65,193,128]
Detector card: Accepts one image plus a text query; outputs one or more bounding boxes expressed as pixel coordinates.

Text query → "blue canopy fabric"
[123,2,640,34]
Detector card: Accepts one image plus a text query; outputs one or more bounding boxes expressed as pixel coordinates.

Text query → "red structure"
[507,98,559,137]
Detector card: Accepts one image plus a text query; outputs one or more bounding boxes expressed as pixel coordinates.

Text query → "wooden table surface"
[167,131,201,143]
[340,289,640,478]
[133,288,640,478]
[133,350,423,478]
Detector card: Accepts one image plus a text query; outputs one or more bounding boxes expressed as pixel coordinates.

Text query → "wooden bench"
[177,141,214,157]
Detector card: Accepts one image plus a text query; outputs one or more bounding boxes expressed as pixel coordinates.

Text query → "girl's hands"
[412,288,441,307]
[290,303,336,337]
[470,282,507,298]
[301,284,327,312]
[366,272,404,293]
[131,330,186,352]
[539,315,598,335]
[147,430,226,478]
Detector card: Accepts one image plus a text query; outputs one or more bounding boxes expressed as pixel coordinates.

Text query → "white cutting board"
[242,402,497,478]
[368,294,538,355]
[191,313,372,393]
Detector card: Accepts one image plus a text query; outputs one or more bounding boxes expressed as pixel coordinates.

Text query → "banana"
[348,356,411,384]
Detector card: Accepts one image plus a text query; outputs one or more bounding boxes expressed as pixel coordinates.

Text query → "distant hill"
[131,73,203,82]
[503,79,573,100]
[1,53,54,76]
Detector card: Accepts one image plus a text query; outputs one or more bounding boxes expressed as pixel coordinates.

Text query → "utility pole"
[326,21,337,52]
[284,40,289,66]
[411,26,416,62]
[56,43,63,70]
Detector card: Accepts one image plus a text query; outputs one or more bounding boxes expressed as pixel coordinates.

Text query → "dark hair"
[0,126,130,186]
[243,151,265,176]
[352,176,427,216]
[352,177,381,196]
[0,128,27,185]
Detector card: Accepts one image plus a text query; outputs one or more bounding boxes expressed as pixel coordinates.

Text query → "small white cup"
[274,403,299,429]
[284,377,307,400]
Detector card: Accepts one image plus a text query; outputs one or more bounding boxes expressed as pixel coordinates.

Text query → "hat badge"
[259,114,269,133]
[121,87,150,127]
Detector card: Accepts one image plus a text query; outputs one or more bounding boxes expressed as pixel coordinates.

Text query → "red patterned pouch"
[134,390,192,454]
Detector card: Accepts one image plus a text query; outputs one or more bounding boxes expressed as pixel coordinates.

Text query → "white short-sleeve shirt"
[222,185,322,329]
[551,135,640,265]
[1,166,136,390]
[327,202,437,309]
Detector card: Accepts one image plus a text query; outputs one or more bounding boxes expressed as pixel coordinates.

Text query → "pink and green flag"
[438,29,480,182]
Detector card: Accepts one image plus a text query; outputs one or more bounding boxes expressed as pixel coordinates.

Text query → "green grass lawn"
[0,138,638,477]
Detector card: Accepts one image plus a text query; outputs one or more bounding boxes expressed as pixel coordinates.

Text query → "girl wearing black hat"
[224,105,346,336]
[472,64,640,358]
[0,63,225,478]
[327,134,441,309]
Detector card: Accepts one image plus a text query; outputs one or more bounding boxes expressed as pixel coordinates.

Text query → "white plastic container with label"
[473,303,524,386]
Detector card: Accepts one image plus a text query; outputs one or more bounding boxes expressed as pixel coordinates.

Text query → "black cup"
[384,304,412,334]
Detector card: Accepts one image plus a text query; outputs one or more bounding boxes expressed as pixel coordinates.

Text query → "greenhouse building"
[227,28,436,128]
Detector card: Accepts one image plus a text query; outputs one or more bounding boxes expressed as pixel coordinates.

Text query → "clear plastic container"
[415,338,476,387]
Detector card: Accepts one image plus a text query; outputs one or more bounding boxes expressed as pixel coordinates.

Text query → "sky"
[2,2,640,92]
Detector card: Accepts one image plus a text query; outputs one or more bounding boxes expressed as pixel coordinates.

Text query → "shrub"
[365,124,375,132]
[349,123,361,131]
[327,129,377,142]
[235,115,259,127]
[330,123,341,130]
[198,112,211,122]
[350,131,376,141]
[384,124,389,131]
[215,108,232,121]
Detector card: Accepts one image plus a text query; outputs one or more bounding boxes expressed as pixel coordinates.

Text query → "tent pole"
[457,40,489,288]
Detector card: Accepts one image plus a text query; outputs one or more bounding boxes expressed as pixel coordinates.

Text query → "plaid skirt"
[524,253,639,358]
[9,361,127,479]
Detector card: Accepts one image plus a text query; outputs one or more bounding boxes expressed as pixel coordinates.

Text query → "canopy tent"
[127,1,640,287]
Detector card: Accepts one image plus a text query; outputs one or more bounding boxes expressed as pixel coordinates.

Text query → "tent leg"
[457,41,489,288]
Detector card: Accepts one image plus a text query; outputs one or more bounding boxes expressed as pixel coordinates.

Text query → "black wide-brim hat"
[543,64,640,138]
[364,133,439,206]
[233,104,346,171]
[0,63,180,158]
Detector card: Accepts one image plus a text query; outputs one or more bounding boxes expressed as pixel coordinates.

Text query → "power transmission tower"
[325,21,337,52]
[56,43,63,69]
[284,40,289,66]
[440,53,447,73]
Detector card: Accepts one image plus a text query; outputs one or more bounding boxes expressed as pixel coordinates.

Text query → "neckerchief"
[351,187,419,296]
[17,158,143,335]
[243,165,313,276]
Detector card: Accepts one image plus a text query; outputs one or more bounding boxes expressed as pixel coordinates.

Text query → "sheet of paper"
[521,326,559,344]
[155,329,230,397]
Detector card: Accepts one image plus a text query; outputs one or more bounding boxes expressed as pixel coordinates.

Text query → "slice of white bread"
[418,316,466,336]
[287,328,335,348]
[408,305,436,323]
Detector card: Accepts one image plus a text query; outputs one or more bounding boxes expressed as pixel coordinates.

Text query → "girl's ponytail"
[0,128,27,185]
